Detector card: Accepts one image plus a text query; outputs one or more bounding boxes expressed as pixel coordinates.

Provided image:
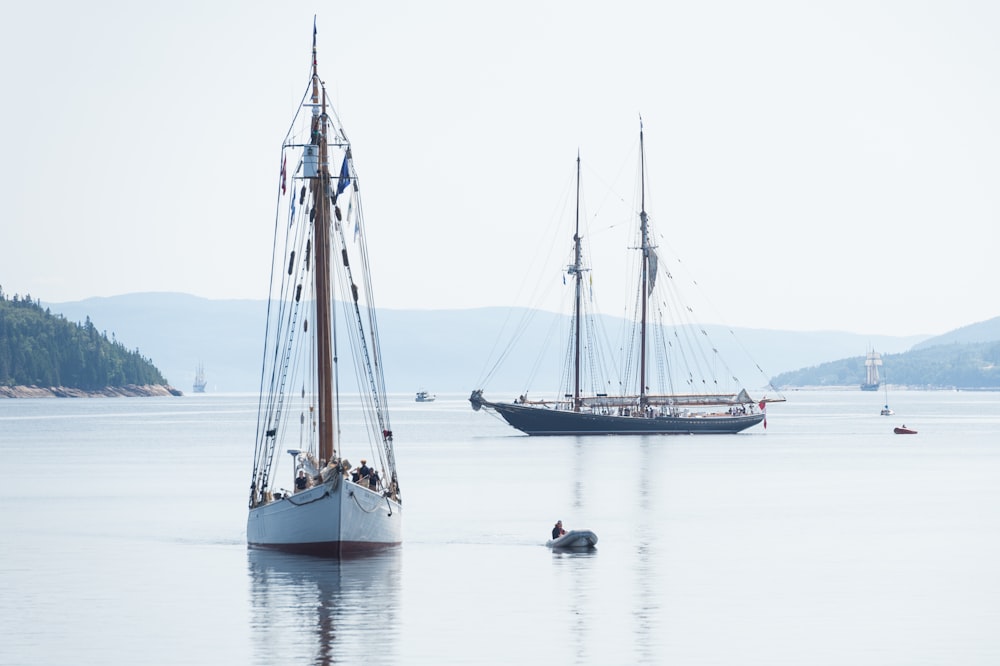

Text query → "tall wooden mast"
[310,26,336,464]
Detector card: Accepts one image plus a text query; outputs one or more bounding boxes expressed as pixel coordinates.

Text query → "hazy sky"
[2,1,997,336]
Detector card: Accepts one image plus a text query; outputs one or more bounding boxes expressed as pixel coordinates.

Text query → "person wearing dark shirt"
[551,520,566,539]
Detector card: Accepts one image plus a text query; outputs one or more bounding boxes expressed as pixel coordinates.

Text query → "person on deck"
[552,520,566,539]
[294,470,310,492]
[358,459,371,481]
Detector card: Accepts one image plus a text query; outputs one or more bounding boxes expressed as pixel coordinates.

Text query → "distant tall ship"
[861,350,881,391]
[193,363,207,393]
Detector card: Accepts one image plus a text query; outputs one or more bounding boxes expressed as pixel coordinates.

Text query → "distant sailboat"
[880,365,894,415]
[861,349,882,391]
[193,363,207,393]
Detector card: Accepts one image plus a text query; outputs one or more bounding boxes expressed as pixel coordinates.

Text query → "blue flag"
[336,150,351,197]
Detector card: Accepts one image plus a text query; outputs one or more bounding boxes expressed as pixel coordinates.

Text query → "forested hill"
[0,292,175,395]
[771,341,1000,389]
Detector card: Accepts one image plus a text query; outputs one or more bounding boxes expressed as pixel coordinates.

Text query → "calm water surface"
[1,390,998,664]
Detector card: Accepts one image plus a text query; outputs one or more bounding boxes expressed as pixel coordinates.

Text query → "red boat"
[894,425,917,435]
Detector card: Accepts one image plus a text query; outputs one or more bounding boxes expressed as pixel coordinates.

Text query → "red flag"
[759,400,767,429]
[280,156,287,195]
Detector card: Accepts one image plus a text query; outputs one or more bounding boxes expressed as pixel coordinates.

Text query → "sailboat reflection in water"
[248,549,401,663]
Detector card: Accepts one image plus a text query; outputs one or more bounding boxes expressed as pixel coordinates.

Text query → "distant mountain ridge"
[912,316,1000,350]
[42,292,943,394]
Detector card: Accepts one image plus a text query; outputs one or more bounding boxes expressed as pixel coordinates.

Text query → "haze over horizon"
[3,1,998,338]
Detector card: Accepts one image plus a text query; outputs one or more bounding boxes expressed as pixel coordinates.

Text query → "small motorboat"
[546,529,598,550]
[894,425,917,435]
[415,390,435,402]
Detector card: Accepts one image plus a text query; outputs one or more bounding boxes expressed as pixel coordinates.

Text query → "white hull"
[248,474,401,556]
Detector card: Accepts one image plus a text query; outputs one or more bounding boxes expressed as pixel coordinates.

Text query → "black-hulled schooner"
[470,122,783,435]
[247,24,400,554]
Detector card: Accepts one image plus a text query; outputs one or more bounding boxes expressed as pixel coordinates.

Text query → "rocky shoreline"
[0,384,183,398]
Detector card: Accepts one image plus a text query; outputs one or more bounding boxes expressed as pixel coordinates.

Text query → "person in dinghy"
[546,520,598,549]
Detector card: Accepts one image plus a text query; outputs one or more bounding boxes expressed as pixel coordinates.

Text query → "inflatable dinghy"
[546,529,598,549]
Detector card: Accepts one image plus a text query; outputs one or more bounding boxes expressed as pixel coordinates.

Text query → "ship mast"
[310,28,336,465]
[572,153,583,411]
[638,119,649,408]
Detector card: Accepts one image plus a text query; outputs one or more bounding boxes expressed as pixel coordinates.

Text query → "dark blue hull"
[487,401,763,436]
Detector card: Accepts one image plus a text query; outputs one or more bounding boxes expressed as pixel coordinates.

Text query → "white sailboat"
[880,364,894,415]
[247,23,401,556]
